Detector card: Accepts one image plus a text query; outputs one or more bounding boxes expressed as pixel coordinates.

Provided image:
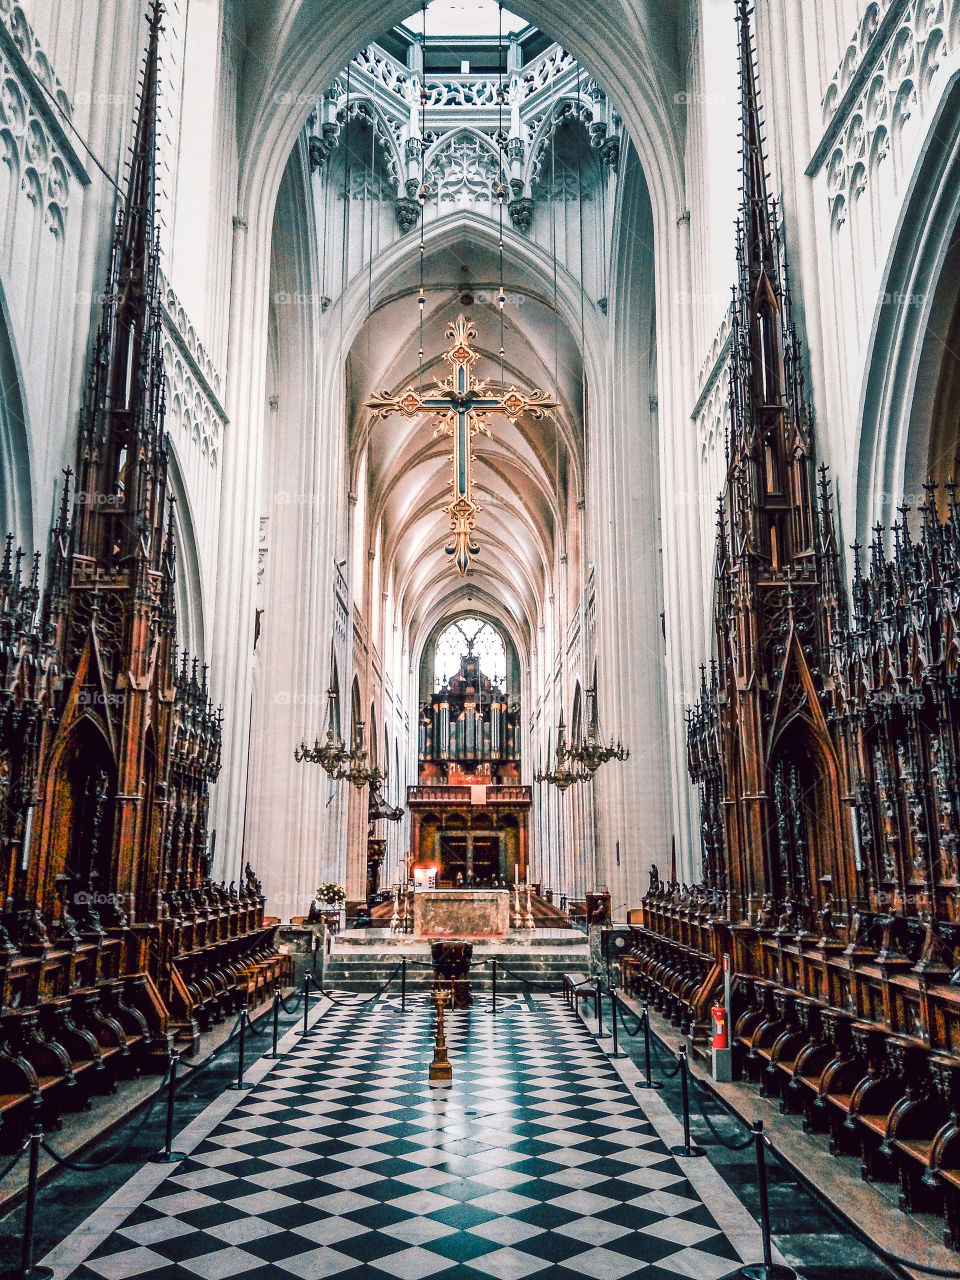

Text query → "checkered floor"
[69,995,746,1279]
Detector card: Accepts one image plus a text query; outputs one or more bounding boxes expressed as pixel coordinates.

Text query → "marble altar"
[413,889,511,938]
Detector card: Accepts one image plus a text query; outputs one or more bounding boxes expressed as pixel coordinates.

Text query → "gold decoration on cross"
[365,315,557,574]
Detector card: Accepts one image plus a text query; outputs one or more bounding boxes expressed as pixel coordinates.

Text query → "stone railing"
[407,784,531,804]
[350,40,582,114]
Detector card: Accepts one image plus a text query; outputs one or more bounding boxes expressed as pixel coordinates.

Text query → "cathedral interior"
[3,0,960,1276]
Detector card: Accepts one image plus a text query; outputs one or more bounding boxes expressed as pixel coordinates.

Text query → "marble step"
[322,950,589,993]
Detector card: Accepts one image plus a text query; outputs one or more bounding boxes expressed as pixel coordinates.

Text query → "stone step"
[322,948,590,994]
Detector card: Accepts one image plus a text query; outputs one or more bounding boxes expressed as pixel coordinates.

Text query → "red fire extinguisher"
[711,1004,729,1050]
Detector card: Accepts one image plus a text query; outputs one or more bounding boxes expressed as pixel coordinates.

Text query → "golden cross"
[365,316,557,574]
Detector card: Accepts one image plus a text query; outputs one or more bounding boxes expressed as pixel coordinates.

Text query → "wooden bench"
[562,972,593,1010]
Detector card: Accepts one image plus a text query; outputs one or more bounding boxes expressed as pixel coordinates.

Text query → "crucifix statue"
[365,315,557,574]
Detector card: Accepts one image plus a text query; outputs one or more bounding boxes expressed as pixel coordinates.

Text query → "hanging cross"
[365,315,557,574]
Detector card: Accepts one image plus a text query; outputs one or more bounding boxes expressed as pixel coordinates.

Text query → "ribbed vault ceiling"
[346,234,584,657]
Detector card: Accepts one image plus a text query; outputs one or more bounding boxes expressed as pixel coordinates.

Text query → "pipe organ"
[409,644,529,884]
[419,651,520,775]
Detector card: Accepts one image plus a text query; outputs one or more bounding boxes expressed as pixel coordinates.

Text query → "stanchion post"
[21,1122,54,1280]
[265,989,280,1059]
[609,990,626,1058]
[301,971,311,1036]
[151,1049,186,1163]
[636,1003,663,1090]
[229,1012,252,1090]
[595,977,609,1038]
[669,1046,706,1158]
[737,1121,798,1279]
[492,959,497,1015]
[401,957,407,1012]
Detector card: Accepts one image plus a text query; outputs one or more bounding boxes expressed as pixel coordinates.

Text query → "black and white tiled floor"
[47,995,755,1280]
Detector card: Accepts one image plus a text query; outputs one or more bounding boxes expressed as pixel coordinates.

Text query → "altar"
[413,889,511,938]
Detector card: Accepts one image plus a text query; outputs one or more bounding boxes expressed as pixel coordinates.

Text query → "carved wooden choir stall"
[0,4,284,1147]
[621,0,960,1251]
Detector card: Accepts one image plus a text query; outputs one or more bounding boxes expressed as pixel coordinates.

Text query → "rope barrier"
[0,1135,30,1185]
[40,1064,171,1171]
[243,1007,272,1037]
[613,996,645,1038]
[487,960,565,993]
[686,1070,755,1151]
[850,1232,960,1276]
[177,1008,248,1078]
[608,998,960,1274]
[624,1004,960,1275]
[311,961,404,1005]
[279,987,304,1014]
[645,1020,683,1079]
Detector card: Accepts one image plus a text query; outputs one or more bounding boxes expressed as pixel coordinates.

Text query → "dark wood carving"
[0,3,287,1147]
[621,0,960,1250]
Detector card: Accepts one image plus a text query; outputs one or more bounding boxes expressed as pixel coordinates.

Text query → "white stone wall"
[18,0,960,912]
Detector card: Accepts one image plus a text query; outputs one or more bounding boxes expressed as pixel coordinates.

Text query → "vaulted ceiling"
[347,232,584,657]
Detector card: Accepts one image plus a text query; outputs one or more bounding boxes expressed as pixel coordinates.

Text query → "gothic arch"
[329,653,342,739]
[0,274,32,551]
[165,444,206,662]
[38,713,117,909]
[341,208,601,479]
[336,97,404,185]
[230,1,685,247]
[351,676,362,741]
[570,680,583,748]
[422,128,508,209]
[417,610,520,702]
[766,714,848,916]
[856,71,960,542]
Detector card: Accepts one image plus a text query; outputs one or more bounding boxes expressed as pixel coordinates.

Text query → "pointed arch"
[0,273,32,551]
[571,681,583,748]
[165,443,206,662]
[351,675,363,746]
[40,713,117,907]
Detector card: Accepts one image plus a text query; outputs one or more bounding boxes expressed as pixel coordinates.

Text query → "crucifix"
[365,316,557,574]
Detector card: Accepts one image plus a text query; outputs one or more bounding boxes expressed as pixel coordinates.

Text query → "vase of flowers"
[315,882,346,933]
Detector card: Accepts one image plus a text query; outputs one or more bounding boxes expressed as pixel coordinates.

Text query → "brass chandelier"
[569,681,629,777]
[295,691,378,789]
[537,684,630,791]
[534,714,583,791]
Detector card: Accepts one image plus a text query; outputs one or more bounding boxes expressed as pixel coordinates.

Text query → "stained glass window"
[435,618,506,689]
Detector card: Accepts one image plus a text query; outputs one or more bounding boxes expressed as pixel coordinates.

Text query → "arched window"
[434,617,506,689]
